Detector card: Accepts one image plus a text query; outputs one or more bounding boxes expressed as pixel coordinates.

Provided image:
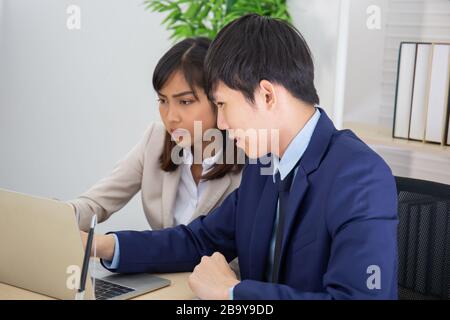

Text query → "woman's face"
[158,70,217,149]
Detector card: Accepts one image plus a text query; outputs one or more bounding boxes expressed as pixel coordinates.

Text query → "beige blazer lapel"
[161,168,182,228]
[191,174,231,222]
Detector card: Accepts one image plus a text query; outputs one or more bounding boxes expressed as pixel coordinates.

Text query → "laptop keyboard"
[94,278,135,300]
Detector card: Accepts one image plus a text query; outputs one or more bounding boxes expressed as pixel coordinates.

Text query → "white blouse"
[172,148,223,225]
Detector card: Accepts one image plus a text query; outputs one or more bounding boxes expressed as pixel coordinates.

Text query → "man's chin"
[241,147,263,160]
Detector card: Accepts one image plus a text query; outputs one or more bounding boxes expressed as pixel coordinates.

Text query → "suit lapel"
[249,175,279,280]
[272,108,336,282]
[161,168,182,228]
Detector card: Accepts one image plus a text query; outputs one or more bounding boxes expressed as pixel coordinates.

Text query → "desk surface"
[0,272,195,300]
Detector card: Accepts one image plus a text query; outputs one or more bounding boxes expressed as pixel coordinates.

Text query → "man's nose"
[216,109,228,130]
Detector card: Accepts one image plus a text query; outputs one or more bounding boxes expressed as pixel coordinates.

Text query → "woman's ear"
[258,80,277,109]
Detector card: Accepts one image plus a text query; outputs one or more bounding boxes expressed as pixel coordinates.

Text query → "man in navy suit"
[88,14,398,300]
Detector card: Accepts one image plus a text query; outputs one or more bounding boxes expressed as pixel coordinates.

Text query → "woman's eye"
[216,102,224,108]
[157,98,166,104]
[180,100,193,105]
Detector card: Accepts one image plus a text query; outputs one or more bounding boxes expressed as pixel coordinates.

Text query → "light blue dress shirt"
[106,108,321,299]
[102,234,120,269]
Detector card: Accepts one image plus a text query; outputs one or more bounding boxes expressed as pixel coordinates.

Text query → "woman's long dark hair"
[153,37,243,181]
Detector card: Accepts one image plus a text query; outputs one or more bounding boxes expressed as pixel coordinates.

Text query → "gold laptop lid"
[0,188,94,300]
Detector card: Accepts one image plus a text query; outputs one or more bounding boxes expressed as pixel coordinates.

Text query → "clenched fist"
[188,252,240,300]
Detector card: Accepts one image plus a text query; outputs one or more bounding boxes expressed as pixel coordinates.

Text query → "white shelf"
[344,122,450,185]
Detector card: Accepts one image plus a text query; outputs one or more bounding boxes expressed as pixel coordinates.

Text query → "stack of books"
[393,42,450,145]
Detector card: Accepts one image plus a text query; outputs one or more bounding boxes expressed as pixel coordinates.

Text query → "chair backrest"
[396,176,450,300]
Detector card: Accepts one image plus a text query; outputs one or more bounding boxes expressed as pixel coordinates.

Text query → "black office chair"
[396,176,450,300]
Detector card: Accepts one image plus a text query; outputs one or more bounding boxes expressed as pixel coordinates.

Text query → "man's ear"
[258,80,277,109]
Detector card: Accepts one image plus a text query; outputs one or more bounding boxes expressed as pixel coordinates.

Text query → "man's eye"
[216,102,224,108]
[157,98,166,104]
[180,100,193,105]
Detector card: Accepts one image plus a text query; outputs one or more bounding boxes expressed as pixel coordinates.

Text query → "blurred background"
[1,0,449,233]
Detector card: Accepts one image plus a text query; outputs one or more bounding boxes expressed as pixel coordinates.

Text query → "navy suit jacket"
[105,110,398,300]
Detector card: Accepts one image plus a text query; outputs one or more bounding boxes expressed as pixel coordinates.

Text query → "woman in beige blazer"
[69,37,244,232]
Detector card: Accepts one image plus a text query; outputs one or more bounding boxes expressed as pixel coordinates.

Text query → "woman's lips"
[170,128,189,143]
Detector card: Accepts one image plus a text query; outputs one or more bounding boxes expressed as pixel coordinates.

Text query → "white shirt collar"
[182,147,223,172]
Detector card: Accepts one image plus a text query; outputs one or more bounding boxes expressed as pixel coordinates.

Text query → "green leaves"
[143,0,291,42]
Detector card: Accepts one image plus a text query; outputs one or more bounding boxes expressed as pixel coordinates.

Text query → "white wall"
[289,0,391,128]
[288,0,341,118]
[343,0,388,127]
[0,0,170,233]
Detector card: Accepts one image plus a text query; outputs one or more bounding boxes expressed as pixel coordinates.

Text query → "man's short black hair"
[205,13,319,106]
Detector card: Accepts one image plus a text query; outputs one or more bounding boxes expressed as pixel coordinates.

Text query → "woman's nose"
[166,105,181,123]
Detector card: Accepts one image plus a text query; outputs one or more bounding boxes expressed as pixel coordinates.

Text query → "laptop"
[0,188,171,300]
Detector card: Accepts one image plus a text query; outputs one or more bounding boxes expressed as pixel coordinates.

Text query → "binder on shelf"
[446,83,450,146]
[393,42,416,139]
[424,44,450,144]
[409,43,432,141]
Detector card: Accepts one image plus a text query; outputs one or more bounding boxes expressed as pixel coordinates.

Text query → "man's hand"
[79,231,115,261]
[188,252,240,300]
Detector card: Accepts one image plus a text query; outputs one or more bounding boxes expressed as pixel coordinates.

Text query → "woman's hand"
[80,230,89,252]
[79,231,116,261]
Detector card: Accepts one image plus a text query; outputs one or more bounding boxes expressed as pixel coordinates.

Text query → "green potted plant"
[144,0,291,41]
